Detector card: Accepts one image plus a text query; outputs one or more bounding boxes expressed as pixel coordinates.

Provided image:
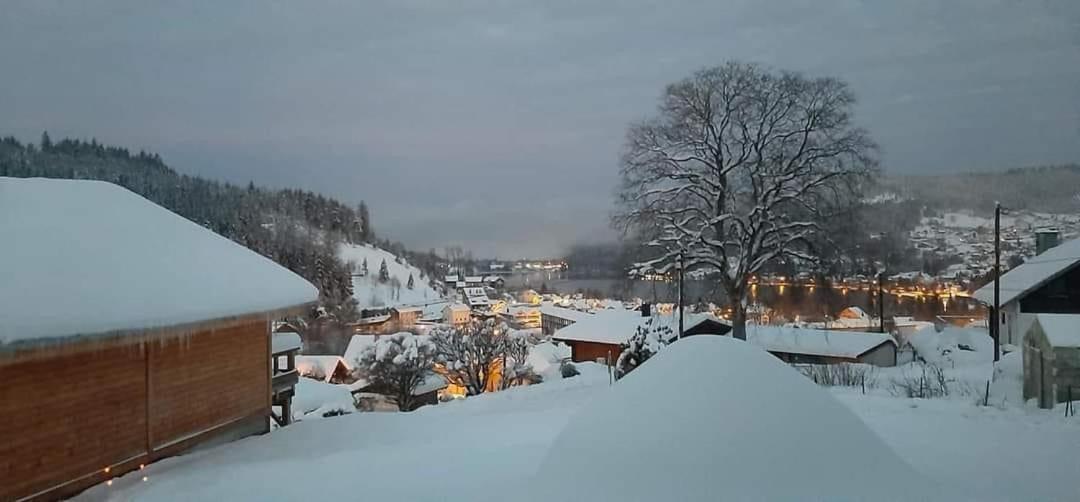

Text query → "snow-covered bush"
[615,318,672,380]
[357,332,439,411]
[559,360,580,378]
[888,362,970,399]
[501,333,540,389]
[797,363,876,390]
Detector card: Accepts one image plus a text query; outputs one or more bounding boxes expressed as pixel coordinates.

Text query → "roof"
[1034,314,1080,348]
[0,177,319,349]
[539,304,594,323]
[272,332,302,354]
[356,314,391,325]
[445,303,471,313]
[745,325,895,359]
[393,306,423,313]
[295,355,350,382]
[464,276,483,282]
[973,237,1080,306]
[552,311,728,345]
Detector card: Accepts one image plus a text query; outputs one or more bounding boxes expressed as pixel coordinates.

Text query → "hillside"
[881,164,1080,214]
[338,243,444,308]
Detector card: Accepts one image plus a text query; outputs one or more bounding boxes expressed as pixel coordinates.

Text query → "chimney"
[1035,228,1060,255]
[641,302,651,317]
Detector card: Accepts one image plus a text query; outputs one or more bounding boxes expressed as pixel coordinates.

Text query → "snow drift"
[528,336,946,501]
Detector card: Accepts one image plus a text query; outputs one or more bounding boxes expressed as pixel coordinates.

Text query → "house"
[464,276,484,287]
[391,306,422,331]
[745,325,897,367]
[295,355,352,384]
[443,303,472,326]
[540,304,594,336]
[0,177,318,501]
[483,275,505,288]
[552,310,732,364]
[973,234,1080,347]
[507,305,542,329]
[518,289,541,305]
[1023,314,1080,409]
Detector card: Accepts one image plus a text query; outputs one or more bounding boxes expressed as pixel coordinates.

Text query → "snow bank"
[0,177,318,346]
[292,378,355,420]
[338,243,443,308]
[528,336,941,501]
[909,326,993,367]
[525,341,571,381]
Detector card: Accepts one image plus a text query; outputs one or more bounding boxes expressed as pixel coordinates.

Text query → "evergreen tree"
[378,258,390,283]
[359,201,373,242]
[361,257,369,276]
[40,131,52,151]
[406,273,415,290]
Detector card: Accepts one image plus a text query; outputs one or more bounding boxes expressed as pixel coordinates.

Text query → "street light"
[992,202,1002,362]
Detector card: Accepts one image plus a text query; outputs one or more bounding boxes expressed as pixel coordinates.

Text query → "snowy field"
[80,338,1079,502]
[338,243,443,308]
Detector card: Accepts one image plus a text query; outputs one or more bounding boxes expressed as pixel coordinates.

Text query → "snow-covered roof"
[414,372,448,395]
[973,237,1080,306]
[0,177,318,348]
[464,276,483,283]
[1034,314,1080,348]
[295,355,350,382]
[552,311,728,345]
[356,314,391,325]
[467,296,491,307]
[746,325,894,359]
[445,303,471,313]
[539,304,594,323]
[393,306,423,314]
[343,334,378,365]
[272,332,302,354]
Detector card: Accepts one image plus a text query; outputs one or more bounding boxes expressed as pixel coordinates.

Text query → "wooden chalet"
[0,178,318,501]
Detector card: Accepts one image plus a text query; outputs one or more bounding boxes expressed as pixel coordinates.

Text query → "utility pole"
[993,202,1001,362]
[677,251,685,340]
[878,271,885,333]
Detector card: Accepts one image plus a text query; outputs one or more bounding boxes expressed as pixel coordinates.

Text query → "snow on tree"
[406,273,415,290]
[615,317,672,380]
[500,330,539,389]
[614,62,877,339]
[356,332,438,411]
[378,258,390,283]
[432,319,512,395]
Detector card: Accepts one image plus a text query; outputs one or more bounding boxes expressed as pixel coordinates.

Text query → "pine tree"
[359,201,373,242]
[361,257,369,276]
[40,131,52,151]
[378,259,390,283]
[406,273,415,290]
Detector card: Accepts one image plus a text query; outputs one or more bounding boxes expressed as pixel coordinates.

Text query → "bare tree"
[615,62,878,339]
[432,319,508,395]
[357,332,438,411]
[499,334,537,390]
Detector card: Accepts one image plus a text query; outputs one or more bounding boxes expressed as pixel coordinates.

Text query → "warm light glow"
[139,464,145,470]
[104,467,110,473]
[142,476,148,482]
[106,480,113,487]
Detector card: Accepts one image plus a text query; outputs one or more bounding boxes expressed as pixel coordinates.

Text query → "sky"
[2,0,1079,258]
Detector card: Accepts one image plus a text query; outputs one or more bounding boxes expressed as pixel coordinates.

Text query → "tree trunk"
[731,301,747,340]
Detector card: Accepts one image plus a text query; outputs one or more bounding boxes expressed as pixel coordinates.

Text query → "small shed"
[552,311,731,364]
[295,355,352,384]
[1023,314,1080,409]
[0,177,318,501]
[745,325,897,367]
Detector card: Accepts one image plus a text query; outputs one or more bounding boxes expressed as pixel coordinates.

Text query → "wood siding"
[0,320,270,501]
[569,341,620,364]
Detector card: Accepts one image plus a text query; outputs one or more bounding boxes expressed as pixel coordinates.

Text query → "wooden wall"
[0,320,269,501]
[568,340,620,364]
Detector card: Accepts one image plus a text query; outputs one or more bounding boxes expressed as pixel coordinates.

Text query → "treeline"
[0,133,386,321]
[885,164,1080,214]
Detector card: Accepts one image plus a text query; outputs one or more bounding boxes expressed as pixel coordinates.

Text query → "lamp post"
[677,251,685,340]
[993,202,1001,362]
[878,271,886,333]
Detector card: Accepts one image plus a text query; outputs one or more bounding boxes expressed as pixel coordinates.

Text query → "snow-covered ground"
[81,338,1079,502]
[338,243,443,308]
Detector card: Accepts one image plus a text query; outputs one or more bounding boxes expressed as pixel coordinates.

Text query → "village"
[3,175,1078,500]
[3,3,1080,499]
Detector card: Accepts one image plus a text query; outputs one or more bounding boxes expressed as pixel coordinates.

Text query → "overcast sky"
[3,0,1079,257]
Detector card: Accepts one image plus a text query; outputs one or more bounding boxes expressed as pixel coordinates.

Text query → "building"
[552,310,732,364]
[1023,314,1080,409]
[443,303,472,327]
[0,177,318,501]
[295,355,352,384]
[540,304,594,336]
[745,325,897,367]
[350,306,423,335]
[973,235,1080,347]
[507,305,542,329]
[518,289,541,305]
